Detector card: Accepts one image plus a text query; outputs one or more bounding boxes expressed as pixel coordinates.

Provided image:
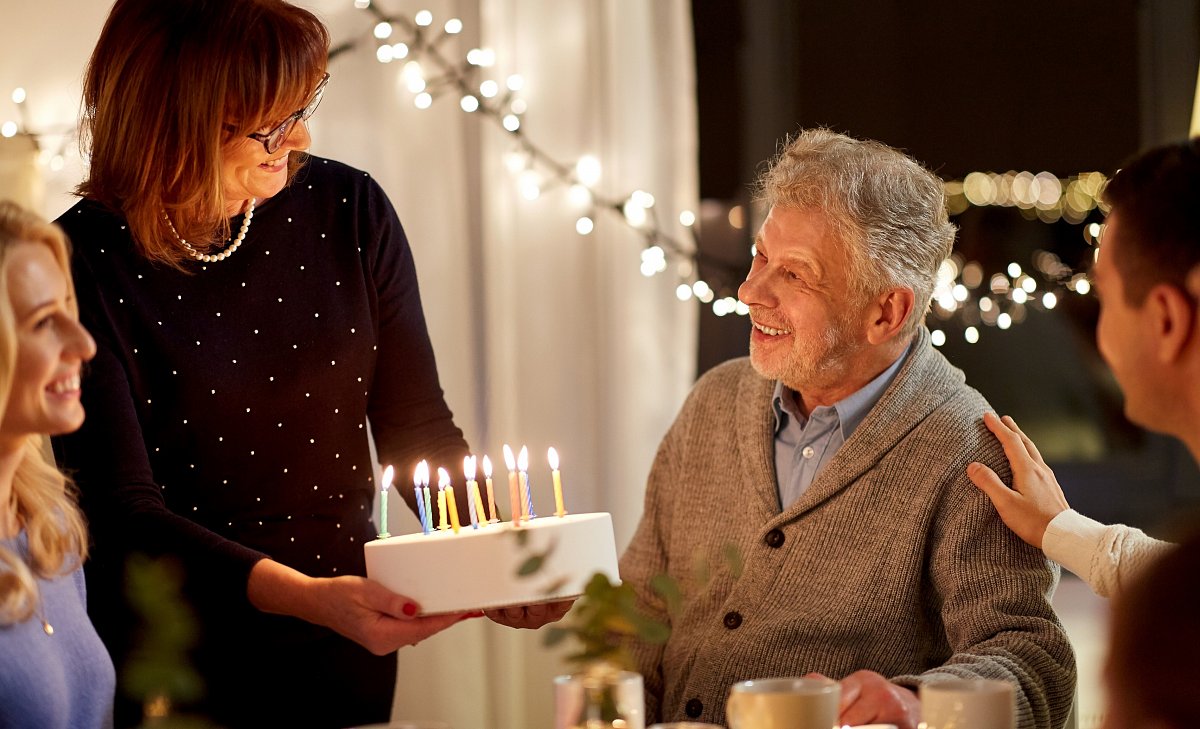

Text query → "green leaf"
[543,627,572,647]
[517,554,546,576]
[514,529,530,547]
[722,543,744,579]
[650,573,682,615]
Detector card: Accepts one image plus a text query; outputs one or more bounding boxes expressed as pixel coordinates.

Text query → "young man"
[968,139,1200,596]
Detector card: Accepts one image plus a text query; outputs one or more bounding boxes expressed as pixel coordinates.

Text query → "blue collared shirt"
[771,345,910,509]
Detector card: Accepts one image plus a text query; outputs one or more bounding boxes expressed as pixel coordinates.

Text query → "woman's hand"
[967,412,1070,549]
[485,599,574,629]
[248,559,477,654]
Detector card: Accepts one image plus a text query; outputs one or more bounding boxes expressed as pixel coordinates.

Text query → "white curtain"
[4,1,697,726]
[313,2,698,726]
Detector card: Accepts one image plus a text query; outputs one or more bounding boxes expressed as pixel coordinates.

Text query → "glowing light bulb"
[931,330,946,347]
[576,217,594,235]
[480,80,499,98]
[965,326,980,344]
[997,313,1012,329]
[414,10,433,26]
[11,88,26,104]
[444,18,463,33]
[414,92,433,109]
[679,210,696,227]
[506,74,525,91]
[1042,292,1057,309]
[375,45,394,63]
[373,22,393,39]
[460,95,480,112]
[0,121,17,138]
[575,155,601,186]
[675,284,692,301]
[502,114,520,132]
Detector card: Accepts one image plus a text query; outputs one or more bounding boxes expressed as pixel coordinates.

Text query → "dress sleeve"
[893,461,1077,729]
[359,178,469,514]
[1043,509,1176,598]
[53,251,267,610]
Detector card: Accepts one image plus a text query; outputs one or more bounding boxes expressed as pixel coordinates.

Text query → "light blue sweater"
[1,532,115,729]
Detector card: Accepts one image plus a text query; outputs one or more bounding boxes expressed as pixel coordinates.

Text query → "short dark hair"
[1107,524,1200,728]
[1102,138,1200,305]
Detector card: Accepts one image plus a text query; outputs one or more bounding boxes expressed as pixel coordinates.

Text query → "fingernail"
[402,602,418,617]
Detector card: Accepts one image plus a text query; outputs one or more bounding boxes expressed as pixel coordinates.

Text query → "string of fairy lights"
[1,1,1105,344]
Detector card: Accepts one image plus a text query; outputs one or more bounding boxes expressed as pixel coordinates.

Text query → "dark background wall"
[690,0,1200,536]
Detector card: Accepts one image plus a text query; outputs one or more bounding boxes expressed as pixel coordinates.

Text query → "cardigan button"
[723,611,743,629]
[685,698,703,718]
[764,529,785,548]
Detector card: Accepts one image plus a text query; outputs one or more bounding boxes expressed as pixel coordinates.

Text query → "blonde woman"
[0,200,112,728]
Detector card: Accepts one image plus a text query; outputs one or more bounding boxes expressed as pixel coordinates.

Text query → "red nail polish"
[402,602,418,617]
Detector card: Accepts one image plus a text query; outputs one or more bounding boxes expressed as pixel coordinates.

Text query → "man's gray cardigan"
[620,329,1076,728]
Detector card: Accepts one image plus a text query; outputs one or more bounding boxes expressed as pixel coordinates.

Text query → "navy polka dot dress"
[54,156,469,727]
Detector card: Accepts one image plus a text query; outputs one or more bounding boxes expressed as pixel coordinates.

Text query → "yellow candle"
[440,467,460,534]
[482,455,499,523]
[503,444,521,527]
[437,488,448,531]
[471,481,487,528]
[548,447,566,518]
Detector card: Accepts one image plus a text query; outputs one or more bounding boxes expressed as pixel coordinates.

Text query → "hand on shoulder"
[967,412,1070,549]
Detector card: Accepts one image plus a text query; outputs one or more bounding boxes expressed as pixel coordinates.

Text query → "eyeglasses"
[247,72,330,154]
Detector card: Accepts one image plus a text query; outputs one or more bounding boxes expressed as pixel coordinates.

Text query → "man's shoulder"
[691,357,769,402]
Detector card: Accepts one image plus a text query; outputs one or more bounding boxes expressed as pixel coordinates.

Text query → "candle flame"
[414,459,429,487]
[502,443,517,471]
[437,466,451,490]
[517,445,529,471]
[381,464,394,492]
[482,454,493,478]
[464,454,477,480]
[547,447,560,470]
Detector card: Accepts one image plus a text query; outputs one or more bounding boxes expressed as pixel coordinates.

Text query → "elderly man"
[968,139,1198,597]
[620,129,1076,729]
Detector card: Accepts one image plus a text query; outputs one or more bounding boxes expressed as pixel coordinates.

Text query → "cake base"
[364,512,620,615]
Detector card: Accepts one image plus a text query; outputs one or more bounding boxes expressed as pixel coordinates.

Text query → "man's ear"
[865,287,915,345]
[1146,282,1196,363]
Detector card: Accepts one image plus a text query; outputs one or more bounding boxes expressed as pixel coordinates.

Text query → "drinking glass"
[554,668,645,729]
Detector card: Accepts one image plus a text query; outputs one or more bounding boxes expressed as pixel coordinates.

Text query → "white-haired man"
[620,129,1076,729]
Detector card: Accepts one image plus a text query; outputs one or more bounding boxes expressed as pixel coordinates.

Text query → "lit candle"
[548,447,567,517]
[378,464,394,539]
[464,456,480,529]
[423,480,433,536]
[440,467,461,534]
[437,473,449,531]
[503,444,521,527]
[414,460,431,535]
[482,455,499,523]
[517,445,536,520]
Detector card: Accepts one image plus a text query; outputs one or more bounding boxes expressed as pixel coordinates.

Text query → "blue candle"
[414,460,431,535]
[517,446,537,520]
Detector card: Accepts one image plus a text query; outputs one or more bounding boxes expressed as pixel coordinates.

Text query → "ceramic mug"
[726,676,840,729]
[918,678,1015,729]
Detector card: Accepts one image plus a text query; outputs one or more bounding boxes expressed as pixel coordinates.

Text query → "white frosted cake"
[364,513,620,615]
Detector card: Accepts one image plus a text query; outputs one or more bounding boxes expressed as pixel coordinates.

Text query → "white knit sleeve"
[1042,509,1176,598]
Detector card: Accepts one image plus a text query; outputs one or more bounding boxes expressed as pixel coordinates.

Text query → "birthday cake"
[364,513,621,615]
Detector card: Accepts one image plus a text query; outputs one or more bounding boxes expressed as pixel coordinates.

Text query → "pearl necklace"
[163,198,256,263]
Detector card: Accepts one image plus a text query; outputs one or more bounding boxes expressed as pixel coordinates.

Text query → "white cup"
[726,676,840,729]
[919,679,1015,729]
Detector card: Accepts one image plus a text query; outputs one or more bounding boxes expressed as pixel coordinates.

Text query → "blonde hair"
[0,201,89,626]
[756,128,956,336]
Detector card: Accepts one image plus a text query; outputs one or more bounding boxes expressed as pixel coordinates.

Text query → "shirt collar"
[771,342,912,439]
